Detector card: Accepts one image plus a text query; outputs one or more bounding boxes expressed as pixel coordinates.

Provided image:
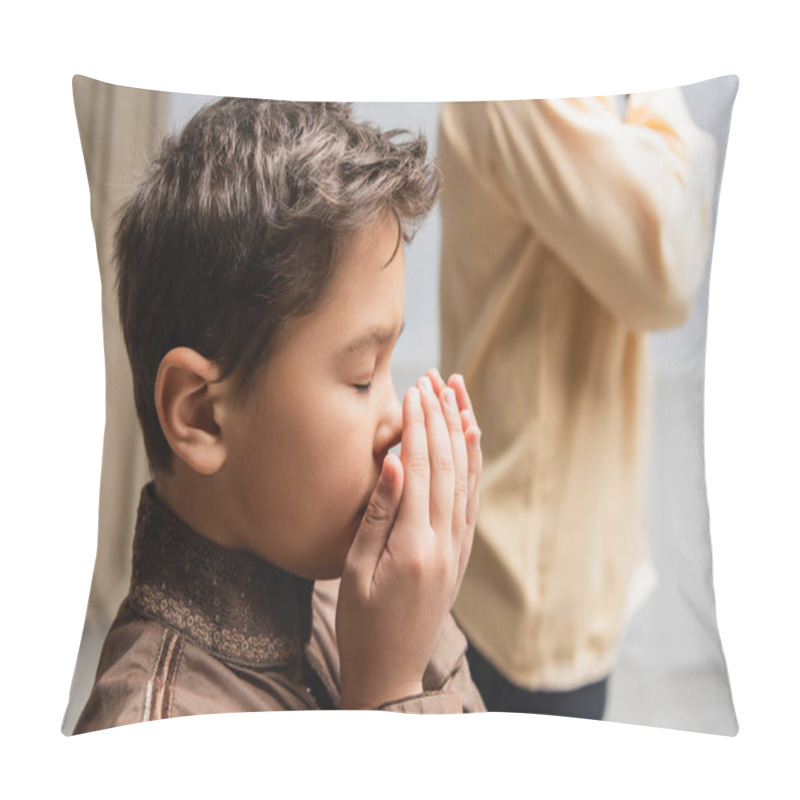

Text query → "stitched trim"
[142,629,183,722]
[162,634,184,719]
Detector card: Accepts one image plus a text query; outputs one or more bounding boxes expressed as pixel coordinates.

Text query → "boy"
[74,98,484,732]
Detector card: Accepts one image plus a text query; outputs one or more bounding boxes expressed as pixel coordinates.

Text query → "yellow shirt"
[438,90,717,690]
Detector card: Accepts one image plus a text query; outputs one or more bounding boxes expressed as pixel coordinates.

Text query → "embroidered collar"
[127,483,315,669]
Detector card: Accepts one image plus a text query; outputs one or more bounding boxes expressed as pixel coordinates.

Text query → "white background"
[3,1,798,796]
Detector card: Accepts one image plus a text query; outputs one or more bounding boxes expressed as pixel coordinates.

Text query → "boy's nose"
[379,385,403,453]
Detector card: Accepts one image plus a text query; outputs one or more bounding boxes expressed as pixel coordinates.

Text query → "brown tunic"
[74,484,484,733]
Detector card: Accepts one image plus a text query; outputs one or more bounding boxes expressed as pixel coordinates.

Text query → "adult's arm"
[485,90,718,330]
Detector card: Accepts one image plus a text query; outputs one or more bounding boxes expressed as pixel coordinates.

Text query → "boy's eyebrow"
[342,321,405,355]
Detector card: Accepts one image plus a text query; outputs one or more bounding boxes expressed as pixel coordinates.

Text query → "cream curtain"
[72,75,168,629]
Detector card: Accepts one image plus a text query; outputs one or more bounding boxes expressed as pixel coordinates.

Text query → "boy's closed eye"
[340,320,405,396]
[347,360,377,394]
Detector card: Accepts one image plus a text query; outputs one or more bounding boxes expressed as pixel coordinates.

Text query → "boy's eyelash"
[354,382,373,394]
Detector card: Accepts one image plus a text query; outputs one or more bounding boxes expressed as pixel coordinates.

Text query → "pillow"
[65,74,738,735]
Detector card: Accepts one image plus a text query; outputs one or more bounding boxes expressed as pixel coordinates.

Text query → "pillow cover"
[65,74,738,735]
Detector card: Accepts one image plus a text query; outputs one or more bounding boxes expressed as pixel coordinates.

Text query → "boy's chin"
[310,519,362,582]
[298,505,370,582]
[311,553,350,582]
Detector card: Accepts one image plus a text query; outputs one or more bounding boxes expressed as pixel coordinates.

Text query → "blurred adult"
[438,90,717,718]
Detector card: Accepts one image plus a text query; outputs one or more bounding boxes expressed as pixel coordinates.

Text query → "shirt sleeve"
[486,90,718,330]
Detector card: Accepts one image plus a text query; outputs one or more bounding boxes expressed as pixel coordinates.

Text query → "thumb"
[345,453,403,573]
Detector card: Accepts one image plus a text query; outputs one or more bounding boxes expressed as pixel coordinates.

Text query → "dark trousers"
[467,642,609,720]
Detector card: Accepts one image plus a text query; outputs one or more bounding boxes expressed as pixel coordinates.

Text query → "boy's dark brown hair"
[115,99,440,474]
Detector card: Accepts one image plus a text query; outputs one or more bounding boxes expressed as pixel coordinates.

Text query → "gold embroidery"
[127,483,312,668]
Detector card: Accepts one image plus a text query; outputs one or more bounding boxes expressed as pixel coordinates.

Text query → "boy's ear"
[154,347,228,476]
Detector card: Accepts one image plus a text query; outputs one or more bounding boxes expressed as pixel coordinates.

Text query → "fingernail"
[442,387,456,409]
[419,376,433,395]
[408,386,421,408]
[431,367,443,383]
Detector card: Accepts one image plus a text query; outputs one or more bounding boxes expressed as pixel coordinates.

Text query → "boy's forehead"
[340,214,403,268]
[324,218,405,308]
[280,218,405,355]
